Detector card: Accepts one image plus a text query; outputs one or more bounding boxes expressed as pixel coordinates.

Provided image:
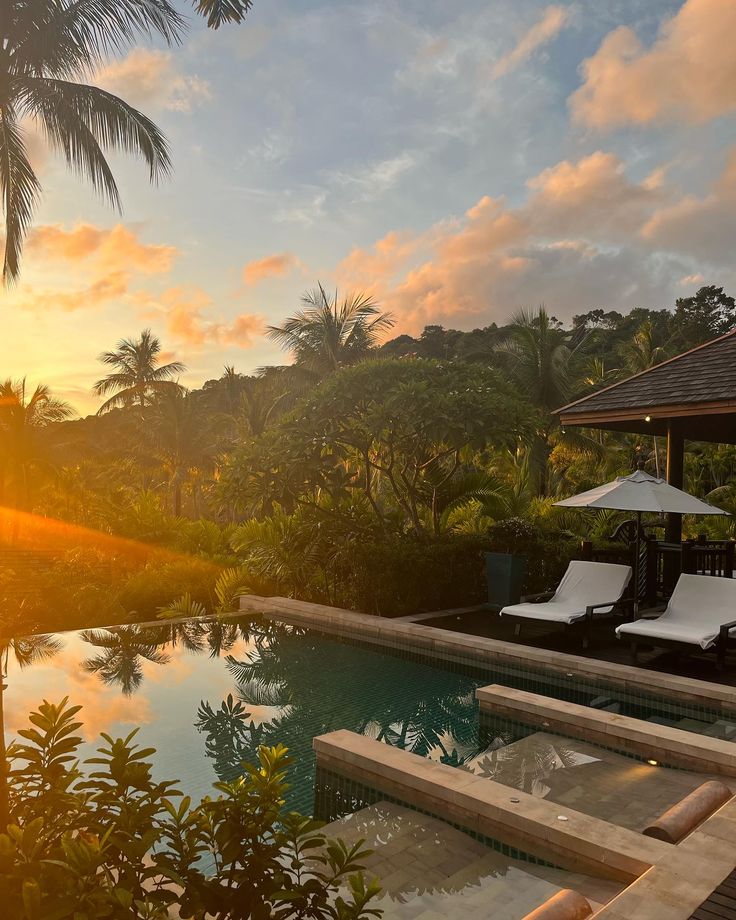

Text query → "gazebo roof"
[557,329,736,443]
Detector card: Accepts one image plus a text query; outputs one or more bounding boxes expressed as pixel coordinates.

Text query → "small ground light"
[647,759,659,766]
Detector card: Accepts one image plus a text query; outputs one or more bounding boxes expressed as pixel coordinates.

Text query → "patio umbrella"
[555,469,729,611]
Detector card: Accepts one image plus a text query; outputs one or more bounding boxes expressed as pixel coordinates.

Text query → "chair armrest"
[585,599,630,614]
[718,620,736,642]
[520,591,554,603]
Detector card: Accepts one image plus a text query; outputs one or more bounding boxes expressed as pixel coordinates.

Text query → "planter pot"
[485,552,527,610]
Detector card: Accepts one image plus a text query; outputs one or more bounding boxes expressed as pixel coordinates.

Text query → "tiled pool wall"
[299,623,733,732]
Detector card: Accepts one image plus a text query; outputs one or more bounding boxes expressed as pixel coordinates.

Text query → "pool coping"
[476,684,736,775]
[239,595,736,713]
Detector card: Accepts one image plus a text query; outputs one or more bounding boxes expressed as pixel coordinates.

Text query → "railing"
[581,537,735,606]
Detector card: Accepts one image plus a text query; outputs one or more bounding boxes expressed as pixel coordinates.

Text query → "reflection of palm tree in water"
[468,730,579,796]
[196,623,480,803]
[0,629,63,830]
[81,626,172,696]
[79,619,257,696]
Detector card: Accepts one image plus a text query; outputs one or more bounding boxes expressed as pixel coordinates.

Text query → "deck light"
[647,759,658,766]
[644,415,652,422]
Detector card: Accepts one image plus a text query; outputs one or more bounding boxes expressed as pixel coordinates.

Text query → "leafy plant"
[0,698,382,919]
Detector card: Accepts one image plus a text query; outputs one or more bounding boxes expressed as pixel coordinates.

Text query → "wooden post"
[666,420,685,543]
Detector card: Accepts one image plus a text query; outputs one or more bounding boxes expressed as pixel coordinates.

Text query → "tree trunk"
[0,662,9,834]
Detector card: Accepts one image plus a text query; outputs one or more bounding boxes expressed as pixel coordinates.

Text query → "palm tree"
[495,308,575,495]
[146,387,214,516]
[266,283,394,377]
[619,320,668,374]
[93,329,185,414]
[0,378,75,508]
[0,0,253,284]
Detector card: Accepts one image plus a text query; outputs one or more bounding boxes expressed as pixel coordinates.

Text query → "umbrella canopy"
[555,469,729,516]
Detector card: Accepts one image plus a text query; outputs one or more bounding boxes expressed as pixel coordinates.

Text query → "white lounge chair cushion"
[500,560,632,626]
[617,574,736,650]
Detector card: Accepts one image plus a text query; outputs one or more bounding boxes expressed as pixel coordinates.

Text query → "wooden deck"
[420,605,736,687]
[691,870,736,919]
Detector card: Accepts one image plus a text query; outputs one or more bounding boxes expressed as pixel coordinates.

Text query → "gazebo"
[557,328,736,544]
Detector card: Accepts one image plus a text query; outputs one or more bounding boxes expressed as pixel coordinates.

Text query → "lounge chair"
[500,560,633,647]
[616,573,736,669]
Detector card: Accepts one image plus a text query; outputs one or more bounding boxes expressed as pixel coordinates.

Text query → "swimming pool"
[5,614,733,816]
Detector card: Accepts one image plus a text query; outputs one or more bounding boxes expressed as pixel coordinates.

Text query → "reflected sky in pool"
[4,616,482,814]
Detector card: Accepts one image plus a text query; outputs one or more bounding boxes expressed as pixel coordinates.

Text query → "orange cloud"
[28,223,177,275]
[494,5,570,78]
[96,48,211,113]
[335,151,692,332]
[10,223,177,314]
[526,151,664,238]
[242,252,296,285]
[570,0,736,129]
[146,286,263,349]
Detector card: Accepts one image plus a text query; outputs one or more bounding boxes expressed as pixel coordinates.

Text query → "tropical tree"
[0,377,75,508]
[619,319,669,374]
[495,308,588,496]
[93,329,185,413]
[267,283,395,377]
[146,387,216,516]
[0,0,253,284]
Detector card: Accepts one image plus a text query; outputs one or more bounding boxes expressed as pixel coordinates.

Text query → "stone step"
[464,731,731,832]
[323,801,625,919]
[321,801,488,895]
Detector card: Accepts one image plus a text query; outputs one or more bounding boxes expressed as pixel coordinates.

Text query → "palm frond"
[0,111,41,283]
[192,0,253,29]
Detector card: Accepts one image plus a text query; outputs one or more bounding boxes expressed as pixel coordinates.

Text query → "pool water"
[4,614,733,816]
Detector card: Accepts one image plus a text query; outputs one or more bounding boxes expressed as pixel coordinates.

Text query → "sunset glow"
[3,0,734,414]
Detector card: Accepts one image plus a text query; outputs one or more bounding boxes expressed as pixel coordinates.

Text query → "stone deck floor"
[322,800,624,919]
[467,731,731,832]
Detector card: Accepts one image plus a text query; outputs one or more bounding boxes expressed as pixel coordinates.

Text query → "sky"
[2,0,736,414]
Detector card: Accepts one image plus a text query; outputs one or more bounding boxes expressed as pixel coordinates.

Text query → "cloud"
[5,223,177,315]
[28,223,177,274]
[493,5,571,78]
[335,150,698,333]
[570,0,736,129]
[96,48,212,113]
[145,286,263,349]
[641,148,736,264]
[332,152,418,201]
[243,252,296,285]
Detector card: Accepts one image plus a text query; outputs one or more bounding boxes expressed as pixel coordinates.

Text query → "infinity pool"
[5,614,733,815]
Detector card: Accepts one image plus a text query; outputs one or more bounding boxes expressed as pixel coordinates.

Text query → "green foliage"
[118,558,219,619]
[0,699,382,920]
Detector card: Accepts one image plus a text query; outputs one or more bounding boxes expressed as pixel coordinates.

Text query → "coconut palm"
[146,388,215,516]
[0,0,253,284]
[495,307,573,411]
[93,329,185,413]
[0,378,75,508]
[80,625,171,696]
[619,320,669,374]
[266,284,394,377]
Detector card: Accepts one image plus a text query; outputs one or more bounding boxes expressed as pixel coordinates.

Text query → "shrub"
[0,699,382,919]
[117,557,220,619]
[331,530,576,617]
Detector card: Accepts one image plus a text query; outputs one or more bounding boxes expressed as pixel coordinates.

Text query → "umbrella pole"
[634,510,642,618]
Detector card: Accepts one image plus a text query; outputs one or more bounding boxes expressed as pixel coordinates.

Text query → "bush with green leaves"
[0,699,382,919]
